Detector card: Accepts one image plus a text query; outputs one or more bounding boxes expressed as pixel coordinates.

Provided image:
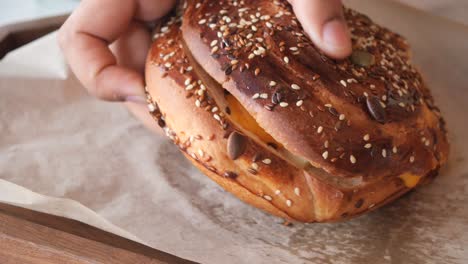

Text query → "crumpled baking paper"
[1,1,467,263]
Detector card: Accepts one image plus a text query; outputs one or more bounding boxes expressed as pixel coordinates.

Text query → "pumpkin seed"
[350,50,375,67]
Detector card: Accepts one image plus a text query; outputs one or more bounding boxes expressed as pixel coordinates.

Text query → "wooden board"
[0,202,197,263]
[0,15,67,59]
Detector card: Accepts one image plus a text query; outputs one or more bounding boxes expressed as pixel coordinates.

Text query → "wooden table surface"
[0,202,197,263]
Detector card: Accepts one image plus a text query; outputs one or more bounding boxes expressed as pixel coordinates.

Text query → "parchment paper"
[1,1,467,263]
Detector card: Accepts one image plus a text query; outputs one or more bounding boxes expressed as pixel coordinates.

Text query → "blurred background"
[1,0,467,27]
[0,0,78,26]
[400,0,468,25]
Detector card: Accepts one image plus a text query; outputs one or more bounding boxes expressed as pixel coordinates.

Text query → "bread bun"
[144,1,449,222]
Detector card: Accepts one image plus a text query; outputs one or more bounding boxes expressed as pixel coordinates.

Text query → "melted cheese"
[226,95,279,145]
[399,173,421,188]
[226,95,317,168]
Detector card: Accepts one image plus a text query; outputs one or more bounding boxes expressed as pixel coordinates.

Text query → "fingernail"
[125,95,147,105]
[322,18,350,51]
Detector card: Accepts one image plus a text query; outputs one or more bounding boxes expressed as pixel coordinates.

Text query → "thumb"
[288,0,352,59]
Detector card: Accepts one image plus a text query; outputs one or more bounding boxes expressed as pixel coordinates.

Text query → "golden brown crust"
[143,1,449,222]
[181,0,449,180]
[147,21,316,222]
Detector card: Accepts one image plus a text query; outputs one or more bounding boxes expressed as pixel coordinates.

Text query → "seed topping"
[227,131,248,160]
[366,96,387,123]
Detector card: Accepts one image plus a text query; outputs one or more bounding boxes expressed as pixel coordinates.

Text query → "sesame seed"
[339,114,346,121]
[410,156,415,163]
[185,84,194,90]
[283,56,290,63]
[262,158,272,164]
[269,81,277,87]
[291,84,301,90]
[260,93,268,99]
[296,100,304,107]
[393,146,398,154]
[382,149,387,158]
[252,93,260,99]
[254,68,261,76]
[280,102,289,107]
[286,200,292,207]
[198,149,204,157]
[266,22,273,28]
[198,19,207,25]
[248,53,255,60]
[263,195,272,201]
[324,104,332,108]
[294,187,300,196]
[322,151,329,160]
[223,16,231,23]
[381,101,387,109]
[317,126,323,134]
[195,100,201,107]
[253,48,264,56]
[340,80,347,87]
[350,155,357,164]
[147,103,156,112]
[364,143,372,149]
[275,190,281,195]
[363,134,370,141]
[251,162,259,170]
[210,40,218,47]
[324,140,329,148]
[213,114,221,121]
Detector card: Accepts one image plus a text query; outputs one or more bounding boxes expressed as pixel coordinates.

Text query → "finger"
[135,0,177,21]
[110,21,152,74]
[288,0,352,59]
[58,0,175,103]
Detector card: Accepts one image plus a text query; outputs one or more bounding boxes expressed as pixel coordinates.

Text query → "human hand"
[288,0,352,58]
[58,0,176,104]
[58,0,351,104]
